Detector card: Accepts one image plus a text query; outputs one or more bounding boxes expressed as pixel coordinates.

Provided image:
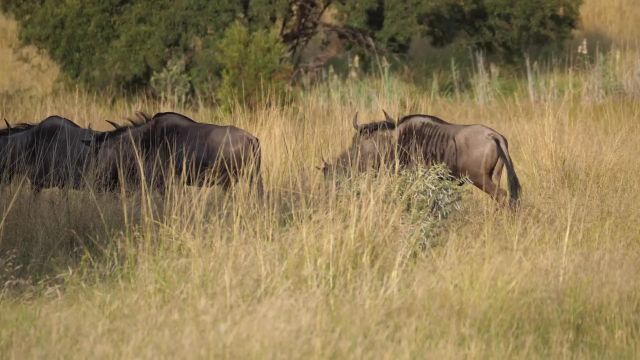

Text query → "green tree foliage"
[337,0,581,63]
[1,0,582,96]
[0,0,282,95]
[216,21,292,108]
[422,0,583,63]
[336,0,424,54]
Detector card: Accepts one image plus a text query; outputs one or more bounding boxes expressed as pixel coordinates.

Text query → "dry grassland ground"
[1,1,640,358]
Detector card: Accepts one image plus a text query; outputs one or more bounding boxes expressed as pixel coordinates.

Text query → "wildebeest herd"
[0,110,520,208]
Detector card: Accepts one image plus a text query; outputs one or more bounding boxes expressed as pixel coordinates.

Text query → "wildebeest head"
[320,110,398,178]
[0,121,35,184]
[80,114,152,190]
[0,128,13,182]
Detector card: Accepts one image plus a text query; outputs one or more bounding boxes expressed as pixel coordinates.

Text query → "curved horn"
[105,119,121,129]
[382,109,394,123]
[352,112,360,130]
[4,118,11,129]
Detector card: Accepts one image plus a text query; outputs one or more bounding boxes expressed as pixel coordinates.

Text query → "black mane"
[154,111,197,123]
[100,111,152,138]
[96,111,199,142]
[1,115,87,137]
[397,114,450,125]
[0,122,36,137]
[357,120,396,135]
[42,115,82,128]
[357,114,451,136]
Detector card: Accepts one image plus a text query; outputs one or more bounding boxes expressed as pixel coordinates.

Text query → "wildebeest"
[0,116,102,192]
[321,111,521,208]
[0,121,32,185]
[86,112,263,194]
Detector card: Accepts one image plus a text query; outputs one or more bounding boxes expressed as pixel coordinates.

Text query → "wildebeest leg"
[217,171,233,192]
[468,172,508,205]
[465,142,509,205]
[491,158,504,186]
[152,178,166,197]
[252,173,264,197]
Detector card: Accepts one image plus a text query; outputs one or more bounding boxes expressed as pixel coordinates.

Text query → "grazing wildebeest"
[0,121,34,185]
[86,112,263,194]
[0,116,102,192]
[321,111,521,208]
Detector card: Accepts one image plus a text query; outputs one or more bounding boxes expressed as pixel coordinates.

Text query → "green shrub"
[397,164,468,251]
[150,55,192,105]
[215,21,292,108]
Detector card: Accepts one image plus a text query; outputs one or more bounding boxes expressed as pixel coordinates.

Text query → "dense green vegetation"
[1,0,581,104]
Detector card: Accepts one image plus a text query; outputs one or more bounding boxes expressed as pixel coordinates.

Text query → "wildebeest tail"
[493,135,521,207]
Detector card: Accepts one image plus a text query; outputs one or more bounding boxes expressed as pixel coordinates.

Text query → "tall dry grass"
[578,0,640,47]
[1,77,639,358]
[2,1,640,358]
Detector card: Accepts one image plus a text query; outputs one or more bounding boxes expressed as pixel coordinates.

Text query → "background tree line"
[1,0,582,106]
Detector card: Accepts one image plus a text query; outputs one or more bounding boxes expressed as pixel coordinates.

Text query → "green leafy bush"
[215,21,292,108]
[397,164,468,251]
[150,56,191,105]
